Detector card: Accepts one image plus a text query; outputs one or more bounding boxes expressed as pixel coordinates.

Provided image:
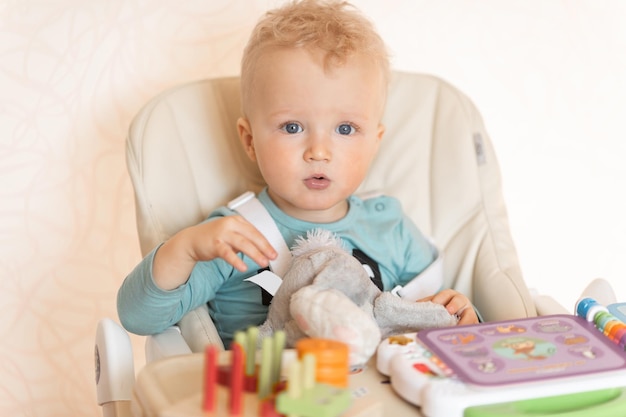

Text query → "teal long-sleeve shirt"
[117,189,436,347]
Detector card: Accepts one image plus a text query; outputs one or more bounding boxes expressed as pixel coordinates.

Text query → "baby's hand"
[186,215,277,272]
[153,215,277,290]
[418,289,479,325]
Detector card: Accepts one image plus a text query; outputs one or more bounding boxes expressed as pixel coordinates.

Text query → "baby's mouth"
[304,174,330,190]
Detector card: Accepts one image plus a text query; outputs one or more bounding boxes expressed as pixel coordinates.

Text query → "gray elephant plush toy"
[257,229,458,366]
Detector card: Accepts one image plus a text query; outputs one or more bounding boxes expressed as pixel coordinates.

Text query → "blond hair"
[240,0,390,115]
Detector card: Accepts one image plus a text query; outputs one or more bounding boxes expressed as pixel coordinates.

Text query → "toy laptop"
[377,313,626,417]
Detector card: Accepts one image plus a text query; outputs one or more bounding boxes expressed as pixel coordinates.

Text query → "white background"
[1,1,625,415]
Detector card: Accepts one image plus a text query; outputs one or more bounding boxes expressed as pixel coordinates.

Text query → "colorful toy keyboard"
[377,314,626,417]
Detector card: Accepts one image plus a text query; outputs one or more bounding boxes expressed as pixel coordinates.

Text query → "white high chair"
[96,71,603,417]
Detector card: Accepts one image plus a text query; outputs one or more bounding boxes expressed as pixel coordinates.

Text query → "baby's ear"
[377,123,385,141]
[237,117,256,161]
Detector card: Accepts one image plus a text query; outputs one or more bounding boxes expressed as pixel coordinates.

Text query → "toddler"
[118,0,478,348]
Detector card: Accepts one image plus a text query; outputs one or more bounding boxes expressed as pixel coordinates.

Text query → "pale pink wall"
[1,1,625,416]
[0,1,265,415]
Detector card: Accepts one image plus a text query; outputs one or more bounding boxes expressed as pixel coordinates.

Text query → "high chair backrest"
[126,71,536,322]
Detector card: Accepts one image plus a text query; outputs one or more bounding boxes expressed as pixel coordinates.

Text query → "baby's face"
[238,47,386,223]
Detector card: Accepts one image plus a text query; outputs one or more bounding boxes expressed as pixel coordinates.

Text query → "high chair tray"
[131,349,420,417]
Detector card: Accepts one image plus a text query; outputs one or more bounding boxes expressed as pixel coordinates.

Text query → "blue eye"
[282,122,303,134]
[336,123,355,135]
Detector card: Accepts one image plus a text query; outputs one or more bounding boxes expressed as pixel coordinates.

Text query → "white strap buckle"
[392,249,444,301]
[227,191,255,211]
[227,192,292,277]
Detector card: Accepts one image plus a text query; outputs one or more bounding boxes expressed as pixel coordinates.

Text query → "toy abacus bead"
[576,297,609,322]
[296,338,349,388]
[575,297,594,318]
[576,298,626,349]
[611,326,626,344]
[603,320,623,337]
[594,311,615,331]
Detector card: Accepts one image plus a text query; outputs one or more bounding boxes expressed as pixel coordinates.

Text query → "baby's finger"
[428,289,455,306]
[443,294,470,316]
[212,238,250,272]
[457,307,479,325]
[236,240,274,269]
[223,251,249,272]
[233,217,278,261]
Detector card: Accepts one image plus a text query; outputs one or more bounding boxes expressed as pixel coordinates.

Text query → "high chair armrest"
[578,278,618,306]
[95,319,135,406]
[530,278,618,317]
[177,304,225,352]
[145,326,192,362]
[531,292,569,316]
[145,305,224,361]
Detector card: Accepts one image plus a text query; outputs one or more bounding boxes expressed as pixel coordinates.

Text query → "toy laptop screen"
[417,315,626,387]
